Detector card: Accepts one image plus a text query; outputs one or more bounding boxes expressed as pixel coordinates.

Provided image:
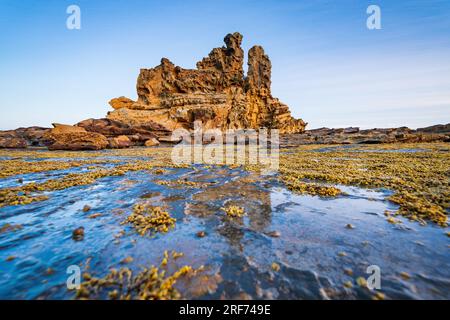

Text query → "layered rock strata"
[106,32,306,134]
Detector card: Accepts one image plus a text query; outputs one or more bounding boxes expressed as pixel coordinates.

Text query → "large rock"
[43,124,109,151]
[108,135,132,149]
[75,118,168,146]
[144,138,160,147]
[107,32,306,134]
[0,127,50,148]
[0,134,28,148]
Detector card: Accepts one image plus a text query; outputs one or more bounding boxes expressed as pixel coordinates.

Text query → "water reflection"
[0,161,449,299]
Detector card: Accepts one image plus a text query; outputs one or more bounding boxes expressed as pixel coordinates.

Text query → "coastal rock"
[76,118,169,146]
[107,32,306,134]
[144,138,160,147]
[416,124,450,134]
[108,135,132,149]
[280,125,450,146]
[0,127,50,148]
[0,135,28,148]
[43,124,109,151]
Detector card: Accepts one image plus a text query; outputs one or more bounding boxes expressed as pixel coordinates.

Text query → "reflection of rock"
[107,32,306,134]
[186,172,273,250]
[43,124,109,151]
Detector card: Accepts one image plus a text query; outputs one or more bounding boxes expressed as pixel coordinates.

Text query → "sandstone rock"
[107,32,306,134]
[0,135,28,148]
[109,96,136,110]
[416,123,450,134]
[0,127,50,147]
[144,138,160,147]
[13,127,50,146]
[76,118,169,146]
[50,123,86,134]
[158,136,182,143]
[280,126,450,146]
[343,127,360,134]
[44,124,109,150]
[109,135,132,149]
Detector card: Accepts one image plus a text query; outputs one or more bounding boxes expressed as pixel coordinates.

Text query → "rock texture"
[416,123,450,134]
[0,127,49,148]
[0,135,28,149]
[107,32,306,134]
[280,126,450,147]
[108,135,132,149]
[75,118,168,146]
[43,124,109,151]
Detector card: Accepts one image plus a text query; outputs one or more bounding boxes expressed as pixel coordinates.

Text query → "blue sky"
[0,0,449,130]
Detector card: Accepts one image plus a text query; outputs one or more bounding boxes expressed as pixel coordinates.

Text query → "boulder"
[0,127,50,148]
[108,135,132,149]
[43,124,109,151]
[76,118,168,145]
[144,138,160,147]
[0,135,28,148]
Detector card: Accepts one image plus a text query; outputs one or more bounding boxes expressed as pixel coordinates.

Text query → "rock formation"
[1,33,449,150]
[0,127,49,148]
[280,126,450,146]
[107,32,306,134]
[43,124,109,151]
[75,118,168,147]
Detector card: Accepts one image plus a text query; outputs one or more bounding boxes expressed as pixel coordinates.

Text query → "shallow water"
[0,157,449,299]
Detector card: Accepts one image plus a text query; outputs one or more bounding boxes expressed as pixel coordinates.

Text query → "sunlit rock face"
[107,32,306,134]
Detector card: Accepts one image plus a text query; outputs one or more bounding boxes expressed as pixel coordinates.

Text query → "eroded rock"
[280,126,450,146]
[107,32,306,134]
[109,135,132,149]
[43,124,109,151]
[0,135,28,149]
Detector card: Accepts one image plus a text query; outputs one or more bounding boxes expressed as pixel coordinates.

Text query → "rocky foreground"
[0,143,449,299]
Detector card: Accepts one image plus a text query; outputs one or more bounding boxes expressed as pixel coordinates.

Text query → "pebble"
[271,262,280,272]
[400,272,411,280]
[72,227,85,241]
[266,230,281,238]
[121,256,133,264]
[196,231,206,238]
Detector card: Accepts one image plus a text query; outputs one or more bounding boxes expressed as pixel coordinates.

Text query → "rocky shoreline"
[281,124,450,146]
[1,122,448,150]
[0,33,448,151]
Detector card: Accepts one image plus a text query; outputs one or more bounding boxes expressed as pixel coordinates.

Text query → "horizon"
[1,0,449,130]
